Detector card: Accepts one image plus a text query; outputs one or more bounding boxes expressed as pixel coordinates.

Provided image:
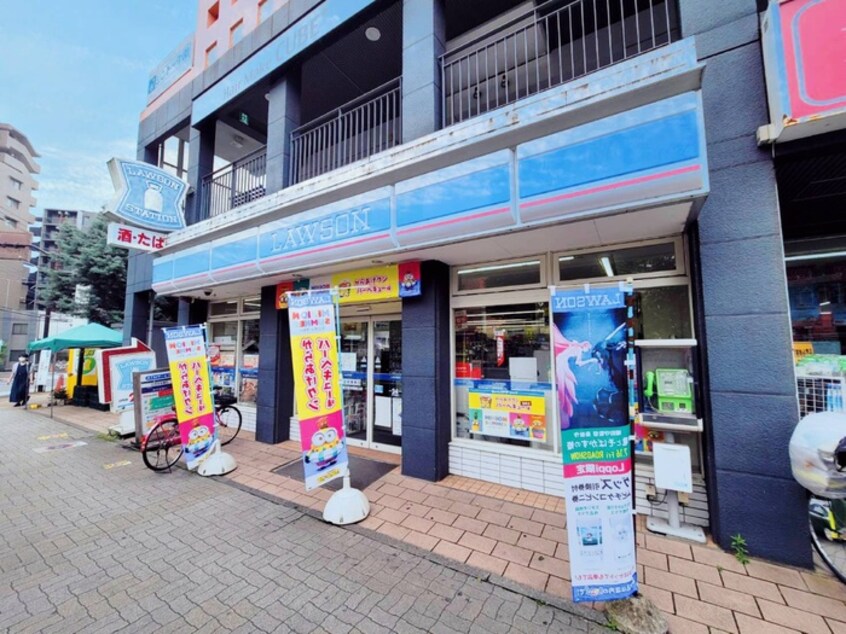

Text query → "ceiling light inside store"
[820,301,832,306]
[458,261,540,275]
[600,256,615,278]
[559,256,575,262]
[365,26,381,42]
[785,250,846,262]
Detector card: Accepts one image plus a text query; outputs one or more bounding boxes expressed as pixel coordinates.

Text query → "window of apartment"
[9,177,22,191]
[209,296,260,404]
[230,19,244,47]
[205,42,219,67]
[4,216,17,228]
[11,323,27,335]
[6,197,21,210]
[258,0,273,23]
[207,1,220,26]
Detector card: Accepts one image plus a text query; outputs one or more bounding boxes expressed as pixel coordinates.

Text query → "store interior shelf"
[640,410,703,432]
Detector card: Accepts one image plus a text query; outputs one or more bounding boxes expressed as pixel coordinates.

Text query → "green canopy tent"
[27,323,123,417]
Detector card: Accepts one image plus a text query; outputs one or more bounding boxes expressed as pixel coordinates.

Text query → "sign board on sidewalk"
[653,442,693,493]
[132,368,175,441]
[109,352,156,413]
[551,285,637,603]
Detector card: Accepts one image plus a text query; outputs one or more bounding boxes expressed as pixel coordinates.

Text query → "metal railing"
[440,0,679,127]
[200,147,267,218]
[289,78,402,185]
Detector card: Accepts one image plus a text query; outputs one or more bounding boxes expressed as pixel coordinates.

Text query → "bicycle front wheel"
[810,496,846,584]
[217,406,242,446]
[142,419,183,471]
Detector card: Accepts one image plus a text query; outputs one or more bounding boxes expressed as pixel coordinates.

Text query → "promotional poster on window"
[551,285,637,603]
[163,325,217,470]
[288,291,349,490]
[467,388,547,442]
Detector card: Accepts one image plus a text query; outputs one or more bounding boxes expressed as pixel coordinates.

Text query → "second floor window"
[258,0,273,23]
[4,216,18,228]
[206,42,219,68]
[6,197,20,210]
[230,19,244,46]
[9,177,22,190]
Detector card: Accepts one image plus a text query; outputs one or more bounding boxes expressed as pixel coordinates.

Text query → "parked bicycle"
[141,387,242,472]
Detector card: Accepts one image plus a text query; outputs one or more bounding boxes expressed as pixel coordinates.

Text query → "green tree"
[40,215,128,325]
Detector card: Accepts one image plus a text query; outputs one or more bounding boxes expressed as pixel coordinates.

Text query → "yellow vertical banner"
[288,291,348,490]
[163,325,217,470]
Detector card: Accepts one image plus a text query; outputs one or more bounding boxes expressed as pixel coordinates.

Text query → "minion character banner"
[467,389,547,442]
[288,291,349,491]
[162,325,217,470]
[551,285,636,604]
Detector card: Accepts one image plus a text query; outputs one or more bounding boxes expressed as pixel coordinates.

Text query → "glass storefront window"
[787,257,846,355]
[637,285,692,339]
[456,260,542,292]
[559,242,677,281]
[454,302,554,452]
[242,296,261,314]
[208,303,260,404]
[210,300,238,317]
[239,319,260,403]
[210,321,238,397]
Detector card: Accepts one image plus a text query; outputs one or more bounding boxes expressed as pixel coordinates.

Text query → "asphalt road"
[0,407,607,633]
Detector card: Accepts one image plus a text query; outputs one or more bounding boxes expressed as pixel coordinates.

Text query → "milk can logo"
[107,158,187,232]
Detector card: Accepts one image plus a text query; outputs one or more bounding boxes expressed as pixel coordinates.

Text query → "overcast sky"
[0,1,196,218]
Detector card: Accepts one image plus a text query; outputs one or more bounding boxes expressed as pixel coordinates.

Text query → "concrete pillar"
[401,260,451,481]
[177,298,208,326]
[185,121,216,224]
[681,0,811,567]
[265,71,301,193]
[401,0,445,142]
[256,284,294,444]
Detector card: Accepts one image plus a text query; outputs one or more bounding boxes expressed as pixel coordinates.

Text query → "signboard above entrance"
[275,262,421,309]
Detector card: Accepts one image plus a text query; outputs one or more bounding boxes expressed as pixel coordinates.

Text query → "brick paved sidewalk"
[2,406,606,633]
[30,401,846,633]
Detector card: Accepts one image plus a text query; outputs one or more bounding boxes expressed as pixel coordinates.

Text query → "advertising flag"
[551,285,637,603]
[287,291,349,490]
[163,325,217,470]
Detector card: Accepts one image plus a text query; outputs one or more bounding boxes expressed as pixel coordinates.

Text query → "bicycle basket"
[216,394,238,407]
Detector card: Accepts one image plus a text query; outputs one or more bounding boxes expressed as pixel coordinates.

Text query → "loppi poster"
[288,291,349,490]
[468,388,547,442]
[162,325,217,470]
[551,285,637,603]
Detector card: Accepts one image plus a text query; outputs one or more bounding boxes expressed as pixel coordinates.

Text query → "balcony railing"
[200,148,267,218]
[440,0,679,127]
[289,78,402,185]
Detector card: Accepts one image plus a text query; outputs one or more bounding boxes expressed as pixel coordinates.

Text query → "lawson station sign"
[106,158,187,252]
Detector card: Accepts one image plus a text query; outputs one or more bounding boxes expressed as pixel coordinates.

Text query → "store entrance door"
[339,315,402,453]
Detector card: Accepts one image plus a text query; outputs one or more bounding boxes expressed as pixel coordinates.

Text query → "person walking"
[7,353,31,407]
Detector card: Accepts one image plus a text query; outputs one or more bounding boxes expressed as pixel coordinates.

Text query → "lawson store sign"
[153,92,708,294]
[107,159,187,232]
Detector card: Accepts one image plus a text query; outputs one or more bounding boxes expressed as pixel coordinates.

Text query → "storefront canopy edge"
[28,323,123,354]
